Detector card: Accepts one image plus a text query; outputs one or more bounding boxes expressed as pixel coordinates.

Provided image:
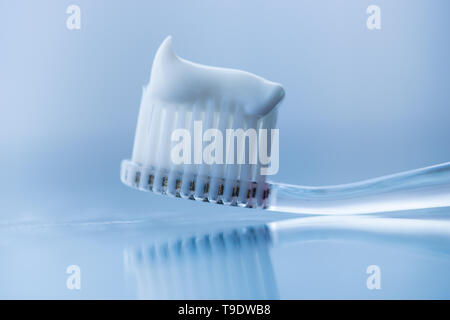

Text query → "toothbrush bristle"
[120,159,272,208]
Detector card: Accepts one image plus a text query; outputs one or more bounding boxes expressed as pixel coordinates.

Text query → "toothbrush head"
[124,225,278,299]
[121,36,284,208]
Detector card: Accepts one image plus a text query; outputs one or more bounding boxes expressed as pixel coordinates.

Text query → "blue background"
[1,0,450,299]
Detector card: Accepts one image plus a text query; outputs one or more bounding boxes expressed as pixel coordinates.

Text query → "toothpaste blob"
[147,36,285,116]
[122,36,284,208]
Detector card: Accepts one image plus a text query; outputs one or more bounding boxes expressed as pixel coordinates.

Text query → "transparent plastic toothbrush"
[121,36,450,215]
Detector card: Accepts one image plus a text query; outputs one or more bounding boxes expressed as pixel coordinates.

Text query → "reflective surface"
[1,207,450,299]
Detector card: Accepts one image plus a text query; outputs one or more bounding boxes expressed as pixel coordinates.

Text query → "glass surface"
[1,207,449,299]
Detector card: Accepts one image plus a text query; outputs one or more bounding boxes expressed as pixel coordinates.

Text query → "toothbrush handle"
[266,162,450,215]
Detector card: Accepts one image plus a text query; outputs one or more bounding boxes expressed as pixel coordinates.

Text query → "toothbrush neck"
[266,162,450,215]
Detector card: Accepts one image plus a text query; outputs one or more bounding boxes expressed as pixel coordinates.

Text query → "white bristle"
[180,101,202,198]
[122,36,284,208]
[222,105,243,205]
[208,102,229,203]
[194,100,215,200]
[238,117,258,206]
[167,106,186,196]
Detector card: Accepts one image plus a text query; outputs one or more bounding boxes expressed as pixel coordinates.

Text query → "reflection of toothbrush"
[124,226,278,299]
[121,36,450,215]
[124,215,450,299]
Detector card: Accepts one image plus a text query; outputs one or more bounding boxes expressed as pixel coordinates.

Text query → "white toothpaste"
[147,36,284,117]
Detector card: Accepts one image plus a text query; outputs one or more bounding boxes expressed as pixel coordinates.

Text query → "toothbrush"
[124,216,450,299]
[121,36,450,215]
